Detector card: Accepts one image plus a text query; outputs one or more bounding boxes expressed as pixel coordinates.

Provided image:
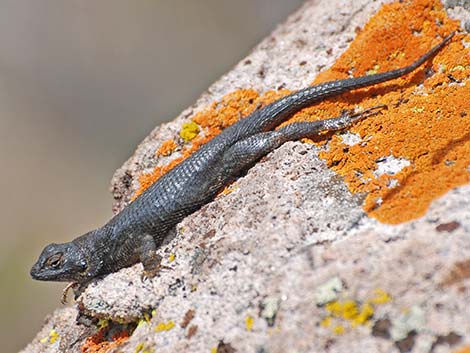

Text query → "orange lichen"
[454,347,470,353]
[312,0,468,224]
[156,139,178,157]
[81,328,129,353]
[135,0,469,224]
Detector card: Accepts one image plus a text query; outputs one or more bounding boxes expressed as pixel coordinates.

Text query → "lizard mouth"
[30,262,49,281]
[30,264,39,279]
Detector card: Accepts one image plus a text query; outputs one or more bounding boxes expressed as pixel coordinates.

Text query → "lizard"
[30,33,454,294]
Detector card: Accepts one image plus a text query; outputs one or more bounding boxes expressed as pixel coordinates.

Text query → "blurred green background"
[0,1,304,352]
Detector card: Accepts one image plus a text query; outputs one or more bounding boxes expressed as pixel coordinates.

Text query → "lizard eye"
[46,253,63,269]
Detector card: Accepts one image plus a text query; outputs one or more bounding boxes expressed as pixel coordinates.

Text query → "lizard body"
[31,33,453,285]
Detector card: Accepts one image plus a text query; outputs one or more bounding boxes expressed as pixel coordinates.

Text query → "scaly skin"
[31,33,453,287]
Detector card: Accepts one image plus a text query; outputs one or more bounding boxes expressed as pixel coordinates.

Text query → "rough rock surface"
[22,1,470,353]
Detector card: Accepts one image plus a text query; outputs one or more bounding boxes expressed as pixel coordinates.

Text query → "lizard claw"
[61,282,78,304]
[140,272,151,283]
[360,104,387,114]
[339,104,387,125]
[140,265,173,282]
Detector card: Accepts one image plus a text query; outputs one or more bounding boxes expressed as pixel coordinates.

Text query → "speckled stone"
[21,1,470,353]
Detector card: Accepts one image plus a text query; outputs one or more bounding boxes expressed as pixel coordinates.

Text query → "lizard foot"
[140,234,173,282]
[61,282,79,304]
[340,104,387,122]
[140,253,172,282]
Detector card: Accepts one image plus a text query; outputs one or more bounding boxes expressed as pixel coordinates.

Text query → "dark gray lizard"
[31,33,453,289]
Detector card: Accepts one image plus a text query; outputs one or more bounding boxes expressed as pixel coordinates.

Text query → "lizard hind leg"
[277,104,386,141]
[220,131,287,177]
[220,105,385,177]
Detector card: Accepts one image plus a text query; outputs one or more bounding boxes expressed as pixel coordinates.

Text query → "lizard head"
[30,242,88,282]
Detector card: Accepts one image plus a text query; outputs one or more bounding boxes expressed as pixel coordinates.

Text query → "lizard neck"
[73,226,115,281]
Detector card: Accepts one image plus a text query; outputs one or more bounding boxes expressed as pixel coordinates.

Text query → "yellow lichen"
[154,320,175,332]
[134,343,154,353]
[136,320,147,329]
[180,122,200,142]
[351,303,374,327]
[168,253,175,262]
[97,319,109,329]
[366,64,380,75]
[326,300,360,320]
[321,289,391,334]
[320,316,332,328]
[410,106,425,113]
[369,288,392,305]
[137,311,154,328]
[450,64,466,72]
[333,325,345,335]
[245,315,254,331]
[40,329,59,344]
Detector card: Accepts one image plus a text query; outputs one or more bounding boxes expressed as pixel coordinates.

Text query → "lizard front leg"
[61,282,79,304]
[139,234,169,280]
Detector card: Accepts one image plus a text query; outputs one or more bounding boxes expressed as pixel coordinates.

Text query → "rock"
[21,1,470,352]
